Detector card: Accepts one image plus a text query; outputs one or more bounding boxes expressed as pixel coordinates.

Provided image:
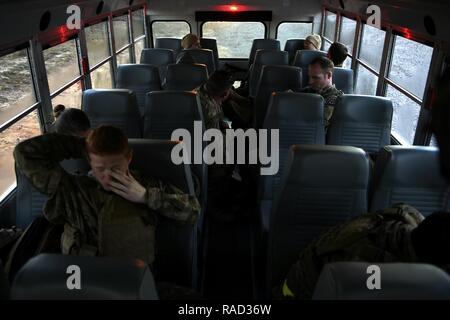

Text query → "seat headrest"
[286,145,369,188]
[333,67,354,94]
[140,48,175,65]
[83,89,137,115]
[116,64,161,86]
[293,50,327,67]
[266,92,324,122]
[129,139,195,195]
[313,262,450,300]
[144,91,200,118]
[374,146,446,188]
[254,50,289,65]
[11,254,158,300]
[333,94,393,123]
[155,38,182,50]
[259,65,302,87]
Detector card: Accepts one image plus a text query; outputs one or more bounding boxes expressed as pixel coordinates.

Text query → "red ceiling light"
[215,4,252,12]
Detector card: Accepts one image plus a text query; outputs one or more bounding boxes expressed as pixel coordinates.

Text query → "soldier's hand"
[109,170,147,204]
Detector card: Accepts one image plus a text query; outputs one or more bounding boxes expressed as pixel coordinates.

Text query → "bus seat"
[248,39,280,67]
[333,67,354,94]
[11,254,158,300]
[164,63,208,91]
[370,146,450,216]
[253,65,302,128]
[264,145,369,298]
[258,92,325,236]
[116,64,161,115]
[143,91,207,237]
[179,48,215,75]
[313,262,450,300]
[249,50,289,97]
[82,89,142,138]
[292,50,327,87]
[284,39,305,64]
[140,48,174,84]
[154,38,182,59]
[327,94,393,156]
[200,38,219,70]
[128,139,199,289]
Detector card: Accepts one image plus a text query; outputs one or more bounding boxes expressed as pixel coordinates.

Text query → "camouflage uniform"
[13,133,201,266]
[196,83,226,131]
[301,84,343,126]
[279,204,424,300]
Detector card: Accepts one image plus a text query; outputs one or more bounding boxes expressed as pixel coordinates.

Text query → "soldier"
[277,203,450,299]
[327,42,349,68]
[13,125,201,265]
[53,104,91,137]
[301,56,343,126]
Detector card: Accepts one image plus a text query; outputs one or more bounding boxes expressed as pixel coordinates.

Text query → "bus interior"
[0,0,450,300]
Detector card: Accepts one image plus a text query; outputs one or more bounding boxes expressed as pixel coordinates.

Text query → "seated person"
[53,104,91,137]
[301,56,343,126]
[176,33,201,64]
[327,42,349,67]
[304,34,322,51]
[278,203,450,299]
[196,70,252,130]
[13,125,200,265]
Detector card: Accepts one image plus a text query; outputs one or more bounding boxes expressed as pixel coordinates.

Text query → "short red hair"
[86,125,131,157]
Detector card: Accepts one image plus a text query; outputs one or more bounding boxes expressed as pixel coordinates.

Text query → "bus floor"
[201,210,254,299]
[201,168,257,299]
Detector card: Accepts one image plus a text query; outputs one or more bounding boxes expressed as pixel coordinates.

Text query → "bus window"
[355,24,386,95]
[117,48,131,65]
[355,63,378,95]
[43,39,80,95]
[132,9,145,39]
[51,81,82,109]
[339,16,356,68]
[386,36,433,145]
[202,21,265,59]
[430,135,438,147]
[0,49,41,199]
[91,61,113,88]
[388,36,433,98]
[152,21,190,46]
[358,24,386,71]
[85,21,110,68]
[276,22,313,50]
[386,85,421,145]
[132,9,146,61]
[323,11,337,47]
[113,15,131,52]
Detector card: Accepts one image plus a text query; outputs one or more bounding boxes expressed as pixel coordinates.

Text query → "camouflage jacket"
[196,84,225,130]
[13,133,201,265]
[280,204,424,300]
[301,84,343,126]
